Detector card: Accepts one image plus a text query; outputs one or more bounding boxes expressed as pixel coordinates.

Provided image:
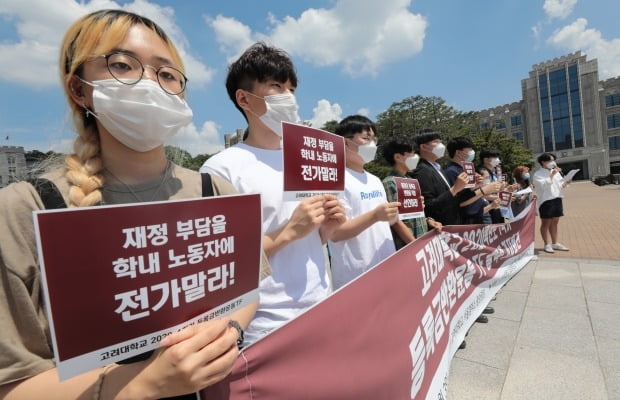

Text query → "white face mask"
[357,141,378,164]
[84,79,193,152]
[430,142,446,159]
[405,154,420,170]
[465,150,476,162]
[489,157,501,168]
[247,91,300,137]
[546,161,557,170]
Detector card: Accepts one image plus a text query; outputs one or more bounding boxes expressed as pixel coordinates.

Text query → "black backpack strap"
[28,178,67,209]
[201,172,214,197]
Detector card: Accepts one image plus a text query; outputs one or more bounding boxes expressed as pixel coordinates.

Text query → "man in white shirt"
[327,115,402,290]
[532,152,571,254]
[201,42,345,345]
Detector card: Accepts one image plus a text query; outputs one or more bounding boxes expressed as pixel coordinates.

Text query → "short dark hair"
[479,148,500,163]
[414,129,441,146]
[537,152,556,165]
[447,136,474,158]
[382,139,413,165]
[226,42,298,119]
[476,165,489,176]
[335,115,376,138]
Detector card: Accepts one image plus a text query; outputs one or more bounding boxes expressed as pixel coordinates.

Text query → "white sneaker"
[552,243,570,251]
[544,244,555,253]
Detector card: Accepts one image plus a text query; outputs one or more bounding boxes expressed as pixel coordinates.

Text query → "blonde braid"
[65,117,104,208]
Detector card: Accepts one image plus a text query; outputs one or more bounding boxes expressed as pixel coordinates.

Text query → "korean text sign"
[202,204,536,400]
[393,177,425,219]
[282,121,345,200]
[34,194,262,380]
[462,162,476,188]
[498,190,513,208]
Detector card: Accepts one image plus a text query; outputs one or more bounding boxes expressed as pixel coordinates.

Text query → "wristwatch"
[228,319,244,349]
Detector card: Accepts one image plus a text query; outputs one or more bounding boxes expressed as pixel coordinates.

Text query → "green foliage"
[164,145,192,168]
[364,161,392,181]
[186,153,211,171]
[375,95,464,142]
[468,128,534,180]
[164,146,213,171]
[373,95,533,180]
[320,120,339,134]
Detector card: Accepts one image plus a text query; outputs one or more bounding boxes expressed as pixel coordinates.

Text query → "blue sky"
[1,0,619,156]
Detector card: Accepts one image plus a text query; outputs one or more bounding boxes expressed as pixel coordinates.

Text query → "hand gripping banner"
[202,204,535,399]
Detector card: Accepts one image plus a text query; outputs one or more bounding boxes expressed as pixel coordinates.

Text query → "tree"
[373,95,533,179]
[375,95,463,142]
[164,145,193,169]
[320,120,339,133]
[469,127,534,180]
[186,153,211,171]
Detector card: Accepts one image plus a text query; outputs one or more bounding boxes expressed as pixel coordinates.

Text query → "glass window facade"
[510,115,522,127]
[606,93,620,107]
[495,119,506,129]
[512,131,524,143]
[608,113,620,129]
[537,64,584,151]
[610,135,620,150]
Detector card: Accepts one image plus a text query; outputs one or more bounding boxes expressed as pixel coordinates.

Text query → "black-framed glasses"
[96,52,188,95]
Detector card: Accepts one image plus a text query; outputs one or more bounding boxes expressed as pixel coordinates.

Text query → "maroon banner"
[34,194,262,380]
[282,122,345,200]
[202,204,536,399]
[393,177,425,219]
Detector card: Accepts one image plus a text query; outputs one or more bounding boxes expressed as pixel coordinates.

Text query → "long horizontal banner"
[202,203,535,399]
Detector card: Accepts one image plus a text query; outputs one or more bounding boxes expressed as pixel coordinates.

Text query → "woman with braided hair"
[0,9,262,400]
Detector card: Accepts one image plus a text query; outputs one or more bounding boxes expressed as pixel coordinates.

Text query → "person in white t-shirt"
[200,42,345,345]
[532,152,571,254]
[327,115,402,290]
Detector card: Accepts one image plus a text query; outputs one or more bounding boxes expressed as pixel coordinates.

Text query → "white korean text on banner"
[202,203,536,399]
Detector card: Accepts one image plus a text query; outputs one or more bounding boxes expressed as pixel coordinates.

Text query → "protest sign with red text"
[393,177,425,219]
[498,190,513,208]
[282,121,345,201]
[462,162,476,188]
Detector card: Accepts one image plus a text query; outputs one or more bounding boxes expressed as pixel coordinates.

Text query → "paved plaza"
[448,181,620,399]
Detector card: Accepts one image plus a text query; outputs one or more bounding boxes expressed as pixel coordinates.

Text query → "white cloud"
[356,107,370,117]
[547,18,620,79]
[543,0,578,20]
[50,138,75,154]
[308,99,342,128]
[0,0,214,88]
[211,0,427,77]
[531,22,543,49]
[168,121,224,156]
[207,15,259,62]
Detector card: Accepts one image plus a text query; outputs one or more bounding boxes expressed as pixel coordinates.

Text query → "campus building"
[479,51,618,179]
[0,146,27,188]
[224,128,246,148]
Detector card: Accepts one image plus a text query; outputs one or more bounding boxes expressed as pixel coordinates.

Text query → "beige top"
[0,164,269,385]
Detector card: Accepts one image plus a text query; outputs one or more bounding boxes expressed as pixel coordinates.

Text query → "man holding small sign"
[327,116,405,289]
[444,137,502,225]
[201,42,346,345]
[381,139,443,250]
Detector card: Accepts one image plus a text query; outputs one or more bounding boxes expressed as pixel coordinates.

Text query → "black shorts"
[539,197,564,219]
